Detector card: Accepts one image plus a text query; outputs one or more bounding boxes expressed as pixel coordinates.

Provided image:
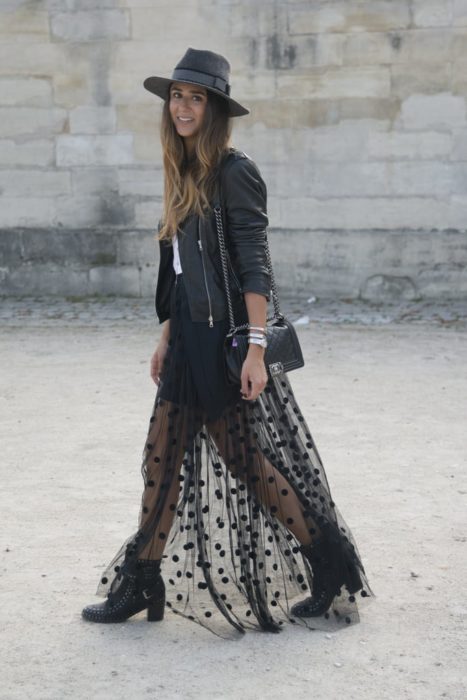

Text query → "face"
[169,81,208,148]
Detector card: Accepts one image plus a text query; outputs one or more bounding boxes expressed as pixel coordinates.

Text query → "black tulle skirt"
[95,273,373,639]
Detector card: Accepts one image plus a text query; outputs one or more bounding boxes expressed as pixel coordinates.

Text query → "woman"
[82,48,373,639]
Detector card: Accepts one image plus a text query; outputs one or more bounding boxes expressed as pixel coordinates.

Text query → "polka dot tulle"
[95,274,373,639]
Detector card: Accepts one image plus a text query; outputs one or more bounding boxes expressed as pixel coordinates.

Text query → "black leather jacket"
[155,148,271,326]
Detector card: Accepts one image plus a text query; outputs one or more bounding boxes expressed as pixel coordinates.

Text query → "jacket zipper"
[197,219,214,327]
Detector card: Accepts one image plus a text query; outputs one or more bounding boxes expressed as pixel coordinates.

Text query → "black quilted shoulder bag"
[213,184,305,385]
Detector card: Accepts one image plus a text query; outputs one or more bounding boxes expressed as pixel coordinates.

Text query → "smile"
[178,117,194,122]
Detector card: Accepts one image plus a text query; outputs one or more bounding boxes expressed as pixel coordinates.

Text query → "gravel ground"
[1,294,466,327]
[1,295,466,700]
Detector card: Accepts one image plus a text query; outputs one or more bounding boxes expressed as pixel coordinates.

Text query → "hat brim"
[143,76,250,117]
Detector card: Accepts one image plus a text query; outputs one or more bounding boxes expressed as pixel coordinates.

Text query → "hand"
[150,338,169,385]
[240,347,268,401]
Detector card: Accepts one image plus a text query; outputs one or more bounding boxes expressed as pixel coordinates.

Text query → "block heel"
[291,534,364,618]
[82,556,165,624]
[147,596,165,622]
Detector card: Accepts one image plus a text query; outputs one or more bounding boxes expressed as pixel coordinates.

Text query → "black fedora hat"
[143,47,250,117]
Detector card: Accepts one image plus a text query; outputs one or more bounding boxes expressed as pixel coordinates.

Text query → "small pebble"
[294,315,310,325]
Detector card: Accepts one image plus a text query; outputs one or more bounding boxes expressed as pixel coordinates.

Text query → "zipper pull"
[208,314,213,328]
[198,239,202,251]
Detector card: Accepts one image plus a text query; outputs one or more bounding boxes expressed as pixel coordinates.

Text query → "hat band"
[171,67,231,96]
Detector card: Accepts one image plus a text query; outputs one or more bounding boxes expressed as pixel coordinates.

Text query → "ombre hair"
[157,84,233,242]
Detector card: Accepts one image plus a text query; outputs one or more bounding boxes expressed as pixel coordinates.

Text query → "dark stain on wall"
[90,44,112,106]
[388,32,403,50]
[99,195,134,226]
[266,34,297,69]
[248,37,259,68]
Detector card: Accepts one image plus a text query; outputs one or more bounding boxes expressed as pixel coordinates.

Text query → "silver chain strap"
[213,195,284,336]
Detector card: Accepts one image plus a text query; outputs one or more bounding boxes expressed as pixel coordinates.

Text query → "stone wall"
[1,0,467,300]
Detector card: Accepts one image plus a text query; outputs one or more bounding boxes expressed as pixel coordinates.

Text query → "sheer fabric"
[95,274,373,639]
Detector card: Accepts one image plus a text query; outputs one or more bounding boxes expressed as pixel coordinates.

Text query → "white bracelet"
[248,337,267,348]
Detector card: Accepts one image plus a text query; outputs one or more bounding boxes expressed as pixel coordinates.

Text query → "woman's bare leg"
[206,415,319,547]
[251,455,316,546]
[137,403,197,560]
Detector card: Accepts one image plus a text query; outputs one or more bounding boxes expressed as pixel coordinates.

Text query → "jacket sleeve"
[222,155,271,301]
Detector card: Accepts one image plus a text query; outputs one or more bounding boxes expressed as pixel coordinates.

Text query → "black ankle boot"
[82,558,165,623]
[291,528,364,618]
[291,537,342,618]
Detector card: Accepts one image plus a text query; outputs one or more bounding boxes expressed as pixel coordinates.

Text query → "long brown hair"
[157,86,233,242]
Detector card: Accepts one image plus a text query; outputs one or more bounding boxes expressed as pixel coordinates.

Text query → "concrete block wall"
[1,0,467,300]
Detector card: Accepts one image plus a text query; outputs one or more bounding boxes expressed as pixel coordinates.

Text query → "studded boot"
[291,534,363,618]
[81,558,165,623]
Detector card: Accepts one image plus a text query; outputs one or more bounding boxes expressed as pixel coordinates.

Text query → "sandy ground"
[1,298,466,700]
